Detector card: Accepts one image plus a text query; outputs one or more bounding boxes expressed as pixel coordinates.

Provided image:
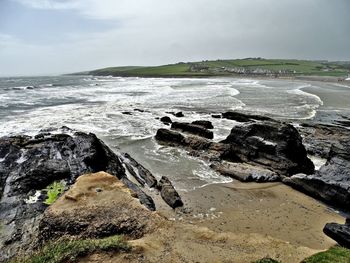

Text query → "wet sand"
[159,180,345,251]
[81,181,345,263]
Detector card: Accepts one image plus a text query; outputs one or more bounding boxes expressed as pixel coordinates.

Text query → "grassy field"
[86,58,350,78]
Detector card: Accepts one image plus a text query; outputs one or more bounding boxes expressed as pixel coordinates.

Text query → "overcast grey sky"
[0,0,349,76]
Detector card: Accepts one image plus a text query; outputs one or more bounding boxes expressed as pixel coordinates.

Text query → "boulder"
[160,116,172,125]
[283,140,350,210]
[38,172,162,243]
[158,176,183,209]
[171,122,214,139]
[121,153,157,188]
[211,161,279,182]
[191,120,214,129]
[211,114,222,119]
[222,111,273,122]
[175,112,184,117]
[323,219,350,248]
[155,129,186,146]
[221,121,314,176]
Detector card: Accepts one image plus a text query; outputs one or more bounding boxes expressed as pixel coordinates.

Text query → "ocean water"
[0,75,349,191]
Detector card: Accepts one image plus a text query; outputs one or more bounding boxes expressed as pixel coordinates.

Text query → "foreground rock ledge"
[39,172,162,242]
[0,131,182,261]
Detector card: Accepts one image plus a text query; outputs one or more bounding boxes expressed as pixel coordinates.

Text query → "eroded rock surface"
[283,140,350,210]
[39,172,162,243]
[171,122,214,139]
[323,219,350,248]
[0,131,181,261]
[156,119,314,182]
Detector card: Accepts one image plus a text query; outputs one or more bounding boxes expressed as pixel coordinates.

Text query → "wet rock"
[158,176,183,209]
[38,172,161,243]
[155,129,186,146]
[323,220,350,248]
[221,121,314,176]
[171,122,214,139]
[222,111,273,122]
[297,123,350,158]
[211,161,279,182]
[121,153,157,188]
[191,120,214,129]
[160,116,172,125]
[175,112,184,117]
[283,140,350,210]
[0,132,154,261]
[211,114,222,119]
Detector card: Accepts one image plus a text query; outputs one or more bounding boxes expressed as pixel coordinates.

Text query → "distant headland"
[72,58,350,79]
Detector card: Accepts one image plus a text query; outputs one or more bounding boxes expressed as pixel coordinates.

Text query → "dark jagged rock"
[171,122,214,139]
[175,112,184,117]
[133,108,145,112]
[158,176,183,209]
[283,140,350,210]
[160,116,172,125]
[221,121,314,176]
[122,153,157,188]
[0,132,155,261]
[297,123,350,158]
[191,120,214,129]
[222,111,273,122]
[122,111,133,115]
[211,114,222,119]
[155,119,313,182]
[120,178,155,211]
[155,128,186,146]
[323,220,350,248]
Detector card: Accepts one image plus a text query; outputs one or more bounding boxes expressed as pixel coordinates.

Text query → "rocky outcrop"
[323,219,350,248]
[156,120,313,183]
[171,122,214,139]
[211,161,279,182]
[222,111,273,122]
[158,176,183,209]
[221,121,314,176]
[191,120,214,129]
[0,131,182,261]
[120,153,157,188]
[283,140,350,210]
[297,123,350,158]
[39,172,162,243]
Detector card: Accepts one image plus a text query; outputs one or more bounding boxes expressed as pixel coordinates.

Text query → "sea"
[1,76,349,191]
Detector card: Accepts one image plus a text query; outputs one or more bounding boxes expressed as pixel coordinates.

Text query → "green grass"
[302,246,350,263]
[86,58,350,78]
[13,235,130,263]
[44,181,65,205]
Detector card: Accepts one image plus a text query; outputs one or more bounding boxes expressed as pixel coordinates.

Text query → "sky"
[0,0,349,76]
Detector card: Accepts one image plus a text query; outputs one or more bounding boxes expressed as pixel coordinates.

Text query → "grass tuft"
[13,235,130,263]
[302,246,350,263]
[44,181,65,205]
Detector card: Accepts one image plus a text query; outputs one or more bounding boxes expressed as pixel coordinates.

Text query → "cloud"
[14,0,80,10]
[2,0,350,76]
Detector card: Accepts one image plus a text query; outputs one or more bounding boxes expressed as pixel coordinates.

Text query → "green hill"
[85,58,350,78]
